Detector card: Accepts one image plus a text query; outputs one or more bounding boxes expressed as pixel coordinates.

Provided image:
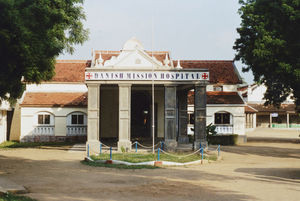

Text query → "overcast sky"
[58,0,254,84]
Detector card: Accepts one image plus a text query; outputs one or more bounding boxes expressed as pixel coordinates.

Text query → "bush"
[208,134,238,145]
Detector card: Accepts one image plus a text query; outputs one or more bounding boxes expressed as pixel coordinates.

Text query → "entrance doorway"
[131,90,151,138]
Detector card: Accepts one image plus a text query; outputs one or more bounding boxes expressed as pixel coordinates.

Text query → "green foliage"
[0,0,88,104]
[91,152,216,163]
[120,146,126,153]
[0,193,37,201]
[206,123,217,136]
[206,123,217,144]
[234,0,300,111]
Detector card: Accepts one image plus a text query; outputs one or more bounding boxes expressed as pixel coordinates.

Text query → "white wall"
[206,85,237,92]
[188,104,245,135]
[26,83,88,93]
[20,107,87,139]
[248,84,293,103]
[0,110,7,143]
[207,105,245,135]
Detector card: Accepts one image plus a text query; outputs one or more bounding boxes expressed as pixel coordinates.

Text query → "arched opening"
[66,112,87,136]
[214,111,233,134]
[33,112,54,135]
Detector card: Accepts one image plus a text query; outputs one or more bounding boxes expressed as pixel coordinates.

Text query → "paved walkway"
[247,128,300,143]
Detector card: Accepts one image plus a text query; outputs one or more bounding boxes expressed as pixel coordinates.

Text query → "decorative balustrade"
[33,126,54,135]
[215,125,233,134]
[67,126,87,136]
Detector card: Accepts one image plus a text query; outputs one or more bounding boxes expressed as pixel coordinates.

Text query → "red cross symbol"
[86,73,93,80]
[202,73,208,80]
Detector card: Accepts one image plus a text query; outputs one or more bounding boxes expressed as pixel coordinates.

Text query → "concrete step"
[68,143,86,152]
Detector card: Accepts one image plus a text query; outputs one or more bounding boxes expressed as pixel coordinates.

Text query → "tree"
[234,0,300,111]
[0,0,88,103]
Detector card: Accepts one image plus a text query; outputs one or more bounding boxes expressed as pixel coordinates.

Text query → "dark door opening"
[131,91,151,138]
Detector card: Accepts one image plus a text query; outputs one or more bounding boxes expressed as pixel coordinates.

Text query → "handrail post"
[157,148,160,161]
[161,141,164,150]
[218,145,220,157]
[100,143,102,155]
[87,144,90,158]
[110,147,112,160]
[135,141,137,153]
[201,148,203,164]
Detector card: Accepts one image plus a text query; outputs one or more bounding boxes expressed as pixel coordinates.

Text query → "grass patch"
[81,160,159,169]
[0,193,37,201]
[0,141,75,149]
[91,152,217,163]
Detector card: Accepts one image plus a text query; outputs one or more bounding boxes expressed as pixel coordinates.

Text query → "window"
[213,86,223,91]
[38,114,50,125]
[71,114,84,125]
[215,113,230,124]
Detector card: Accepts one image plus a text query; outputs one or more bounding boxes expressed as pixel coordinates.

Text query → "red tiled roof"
[174,60,242,84]
[245,105,258,113]
[248,104,296,113]
[52,59,241,85]
[21,92,87,107]
[50,60,91,83]
[188,91,244,105]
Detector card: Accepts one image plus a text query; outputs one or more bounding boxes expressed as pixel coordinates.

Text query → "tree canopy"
[234,0,300,111]
[0,0,88,103]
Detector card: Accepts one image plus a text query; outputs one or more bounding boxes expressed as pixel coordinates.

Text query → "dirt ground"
[0,142,299,201]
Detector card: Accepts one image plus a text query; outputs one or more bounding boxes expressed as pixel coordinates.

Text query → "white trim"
[246,105,258,112]
[207,104,245,107]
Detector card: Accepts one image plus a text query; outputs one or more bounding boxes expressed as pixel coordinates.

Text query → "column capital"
[87,83,101,88]
[194,83,207,87]
[118,83,132,87]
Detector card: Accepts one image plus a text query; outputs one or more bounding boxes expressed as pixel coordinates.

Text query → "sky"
[58,0,254,84]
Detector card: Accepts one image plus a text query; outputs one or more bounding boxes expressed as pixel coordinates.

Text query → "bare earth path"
[0,142,299,201]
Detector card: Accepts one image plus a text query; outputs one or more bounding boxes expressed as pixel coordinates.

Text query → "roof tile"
[21,92,87,107]
[188,91,244,104]
[174,60,241,84]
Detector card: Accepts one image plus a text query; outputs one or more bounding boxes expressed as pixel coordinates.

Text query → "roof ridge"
[173,60,233,63]
[56,60,90,63]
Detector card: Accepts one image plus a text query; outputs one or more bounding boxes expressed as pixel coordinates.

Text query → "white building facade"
[13,38,246,148]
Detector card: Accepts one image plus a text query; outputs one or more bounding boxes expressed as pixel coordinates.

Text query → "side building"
[239,84,300,129]
[18,60,89,142]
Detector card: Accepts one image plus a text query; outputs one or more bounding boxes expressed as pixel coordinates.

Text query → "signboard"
[85,71,209,81]
[271,113,278,117]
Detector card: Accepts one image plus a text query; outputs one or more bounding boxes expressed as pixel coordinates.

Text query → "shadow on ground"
[235,168,300,184]
[220,144,300,159]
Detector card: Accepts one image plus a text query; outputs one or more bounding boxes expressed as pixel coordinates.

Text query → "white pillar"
[287,113,289,128]
[253,113,257,128]
[118,84,132,151]
[86,84,100,154]
[270,113,272,128]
